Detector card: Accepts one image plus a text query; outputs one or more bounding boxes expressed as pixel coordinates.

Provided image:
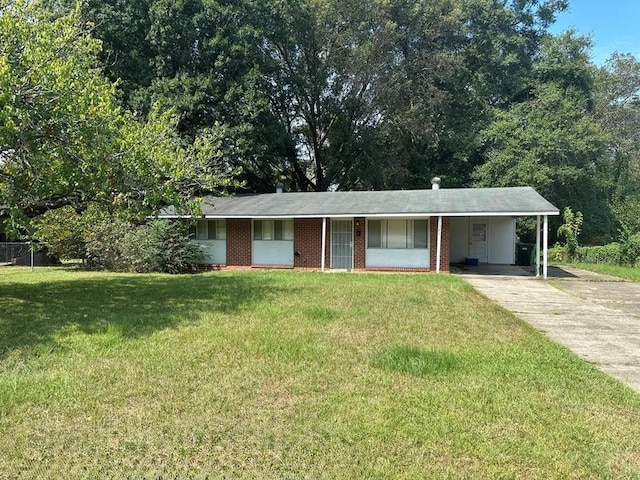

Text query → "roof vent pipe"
[431,177,441,190]
[275,182,284,194]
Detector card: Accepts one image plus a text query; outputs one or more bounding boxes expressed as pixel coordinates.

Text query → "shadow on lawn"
[0,272,277,358]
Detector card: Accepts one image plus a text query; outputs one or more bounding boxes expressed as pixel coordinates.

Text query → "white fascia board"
[443,211,560,217]
[157,210,559,219]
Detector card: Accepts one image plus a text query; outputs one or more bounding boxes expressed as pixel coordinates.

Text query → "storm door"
[331,220,353,270]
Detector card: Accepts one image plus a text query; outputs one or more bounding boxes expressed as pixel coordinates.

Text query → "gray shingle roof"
[160,187,559,218]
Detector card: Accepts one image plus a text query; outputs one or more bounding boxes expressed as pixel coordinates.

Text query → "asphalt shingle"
[160,187,559,218]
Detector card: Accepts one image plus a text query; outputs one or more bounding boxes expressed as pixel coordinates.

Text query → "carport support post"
[436,215,443,273]
[536,215,541,277]
[321,217,327,272]
[543,215,549,279]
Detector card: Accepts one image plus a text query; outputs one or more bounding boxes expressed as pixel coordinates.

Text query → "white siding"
[196,239,226,265]
[449,216,516,264]
[488,217,516,264]
[252,240,294,266]
[366,249,429,268]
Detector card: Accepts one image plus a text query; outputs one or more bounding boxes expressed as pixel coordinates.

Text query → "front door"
[469,220,488,263]
[331,220,353,270]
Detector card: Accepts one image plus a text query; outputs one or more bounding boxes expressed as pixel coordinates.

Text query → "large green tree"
[473,33,613,240]
[593,53,640,232]
[75,0,568,192]
[0,0,231,233]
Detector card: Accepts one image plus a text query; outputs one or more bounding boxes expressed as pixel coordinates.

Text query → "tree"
[75,0,568,193]
[557,206,583,259]
[473,33,614,241]
[459,0,569,106]
[593,53,640,232]
[0,1,233,233]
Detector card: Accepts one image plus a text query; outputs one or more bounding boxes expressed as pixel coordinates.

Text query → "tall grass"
[1,267,639,478]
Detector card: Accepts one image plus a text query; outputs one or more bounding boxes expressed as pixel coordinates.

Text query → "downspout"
[436,216,443,273]
[543,215,549,279]
[536,215,541,278]
[321,217,327,272]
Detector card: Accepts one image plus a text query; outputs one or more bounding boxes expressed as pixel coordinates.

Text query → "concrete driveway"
[460,266,640,393]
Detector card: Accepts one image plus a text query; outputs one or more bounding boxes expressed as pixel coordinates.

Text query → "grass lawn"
[1,267,640,478]
[565,262,640,282]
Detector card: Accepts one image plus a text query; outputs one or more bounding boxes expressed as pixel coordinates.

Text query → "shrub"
[135,220,204,274]
[574,243,621,264]
[84,217,132,271]
[549,244,568,263]
[550,242,623,265]
[619,231,640,267]
[85,218,204,273]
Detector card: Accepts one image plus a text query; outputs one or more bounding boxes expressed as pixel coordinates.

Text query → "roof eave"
[156,210,560,219]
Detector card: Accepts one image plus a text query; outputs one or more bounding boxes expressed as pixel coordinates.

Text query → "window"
[254,220,293,241]
[195,220,226,240]
[367,219,428,249]
[413,220,428,248]
[368,220,382,248]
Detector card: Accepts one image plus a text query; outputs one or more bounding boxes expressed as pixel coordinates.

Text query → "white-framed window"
[195,219,226,240]
[253,219,294,241]
[367,219,428,249]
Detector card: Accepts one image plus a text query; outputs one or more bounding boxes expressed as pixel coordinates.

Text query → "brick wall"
[226,219,252,266]
[293,218,323,269]
[224,216,450,272]
[353,217,366,269]
[429,216,450,272]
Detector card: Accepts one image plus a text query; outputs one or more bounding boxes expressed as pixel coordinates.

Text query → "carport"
[445,189,559,278]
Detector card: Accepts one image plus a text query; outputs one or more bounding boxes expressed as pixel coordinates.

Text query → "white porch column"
[536,215,541,277]
[436,216,443,273]
[543,215,549,279]
[321,217,327,272]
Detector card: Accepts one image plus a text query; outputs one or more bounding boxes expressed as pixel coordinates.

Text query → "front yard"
[1,267,639,478]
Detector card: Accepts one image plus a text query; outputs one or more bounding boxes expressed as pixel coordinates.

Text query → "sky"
[548,0,640,65]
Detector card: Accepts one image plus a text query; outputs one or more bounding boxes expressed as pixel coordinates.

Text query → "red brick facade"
[353,217,366,269]
[429,216,450,273]
[293,218,326,269]
[222,216,450,272]
[226,219,252,266]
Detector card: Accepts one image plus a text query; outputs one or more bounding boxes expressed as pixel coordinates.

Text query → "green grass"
[1,267,640,478]
[567,262,640,282]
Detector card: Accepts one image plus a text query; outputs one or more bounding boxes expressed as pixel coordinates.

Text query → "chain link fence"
[0,242,32,263]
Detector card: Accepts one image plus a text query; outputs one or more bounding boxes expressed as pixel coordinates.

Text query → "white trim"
[543,215,549,279]
[321,217,327,272]
[536,215,541,277]
[157,211,559,220]
[436,216,442,273]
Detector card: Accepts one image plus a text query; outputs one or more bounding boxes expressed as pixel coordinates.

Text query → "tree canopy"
[3,0,640,244]
[0,0,234,233]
